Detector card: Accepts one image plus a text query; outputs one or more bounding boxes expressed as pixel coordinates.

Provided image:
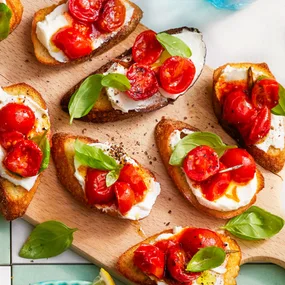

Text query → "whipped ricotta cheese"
[36,1,134,63]
[0,0,7,5]
[74,142,161,220]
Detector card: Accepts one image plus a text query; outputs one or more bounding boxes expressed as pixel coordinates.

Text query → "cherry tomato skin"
[114,181,135,215]
[167,246,201,282]
[119,164,147,199]
[220,148,256,183]
[183,146,220,182]
[252,79,279,110]
[159,56,196,94]
[154,239,178,253]
[132,30,164,65]
[179,228,224,256]
[126,63,159,100]
[223,90,257,125]
[4,140,43,177]
[0,131,25,150]
[97,0,126,32]
[0,103,35,135]
[201,163,231,201]
[69,0,103,23]
[85,169,115,205]
[134,244,165,279]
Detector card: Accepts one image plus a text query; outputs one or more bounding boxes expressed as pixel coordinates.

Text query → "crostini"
[51,133,160,220]
[31,0,143,65]
[0,83,51,220]
[61,27,206,123]
[0,0,23,41]
[155,118,264,219]
[118,226,241,285]
[213,63,285,173]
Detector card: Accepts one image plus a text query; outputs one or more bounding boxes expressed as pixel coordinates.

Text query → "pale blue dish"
[32,281,92,285]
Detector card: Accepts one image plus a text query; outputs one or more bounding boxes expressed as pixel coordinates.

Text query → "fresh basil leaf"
[19,221,77,259]
[156,32,192,58]
[68,74,103,124]
[222,206,284,240]
[38,132,50,172]
[101,73,130,91]
[169,132,236,166]
[106,166,122,187]
[0,3,12,40]
[74,140,118,171]
[186,246,226,272]
[271,83,285,116]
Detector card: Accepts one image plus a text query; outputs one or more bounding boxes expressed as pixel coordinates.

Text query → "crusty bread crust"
[51,132,157,219]
[117,228,241,285]
[0,83,50,221]
[155,118,264,219]
[213,62,285,173]
[61,26,205,123]
[31,0,143,66]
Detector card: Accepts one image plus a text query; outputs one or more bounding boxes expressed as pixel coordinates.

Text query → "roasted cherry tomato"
[114,181,135,215]
[183,146,220,182]
[126,63,159,100]
[159,56,195,94]
[0,103,35,135]
[134,244,165,279]
[167,245,200,282]
[154,239,178,253]
[223,90,257,125]
[201,163,231,201]
[119,164,147,199]
[97,0,126,32]
[179,228,224,256]
[220,148,256,183]
[85,169,115,205]
[0,131,25,150]
[4,140,43,177]
[132,30,164,65]
[69,0,103,23]
[252,78,279,110]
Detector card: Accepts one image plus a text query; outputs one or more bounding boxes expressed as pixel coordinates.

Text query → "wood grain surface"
[0,1,284,283]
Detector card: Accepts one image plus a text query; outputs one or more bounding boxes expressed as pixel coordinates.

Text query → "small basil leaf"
[68,74,103,124]
[222,206,284,240]
[101,73,131,91]
[186,246,226,272]
[74,140,118,171]
[156,32,192,58]
[106,166,122,187]
[38,132,50,172]
[0,3,12,40]
[19,221,77,259]
[169,132,236,166]
[271,83,285,116]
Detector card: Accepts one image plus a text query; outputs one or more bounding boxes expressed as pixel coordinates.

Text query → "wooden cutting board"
[1,0,285,283]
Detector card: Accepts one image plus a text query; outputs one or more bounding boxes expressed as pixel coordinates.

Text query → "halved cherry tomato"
[201,163,231,201]
[159,56,195,94]
[179,228,224,256]
[223,90,257,125]
[183,146,220,182]
[85,169,115,205]
[132,30,164,65]
[97,0,126,32]
[134,244,165,279]
[252,79,279,110]
[4,140,43,177]
[154,239,179,254]
[0,103,35,135]
[167,245,200,282]
[114,181,135,215]
[220,148,256,183]
[0,131,25,150]
[119,164,147,199]
[69,0,103,23]
[126,63,159,100]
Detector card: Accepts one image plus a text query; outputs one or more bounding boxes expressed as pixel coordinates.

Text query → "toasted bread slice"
[31,0,143,66]
[61,27,206,123]
[117,227,241,285]
[155,118,264,219]
[0,83,50,221]
[213,62,285,173]
[51,133,159,219]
